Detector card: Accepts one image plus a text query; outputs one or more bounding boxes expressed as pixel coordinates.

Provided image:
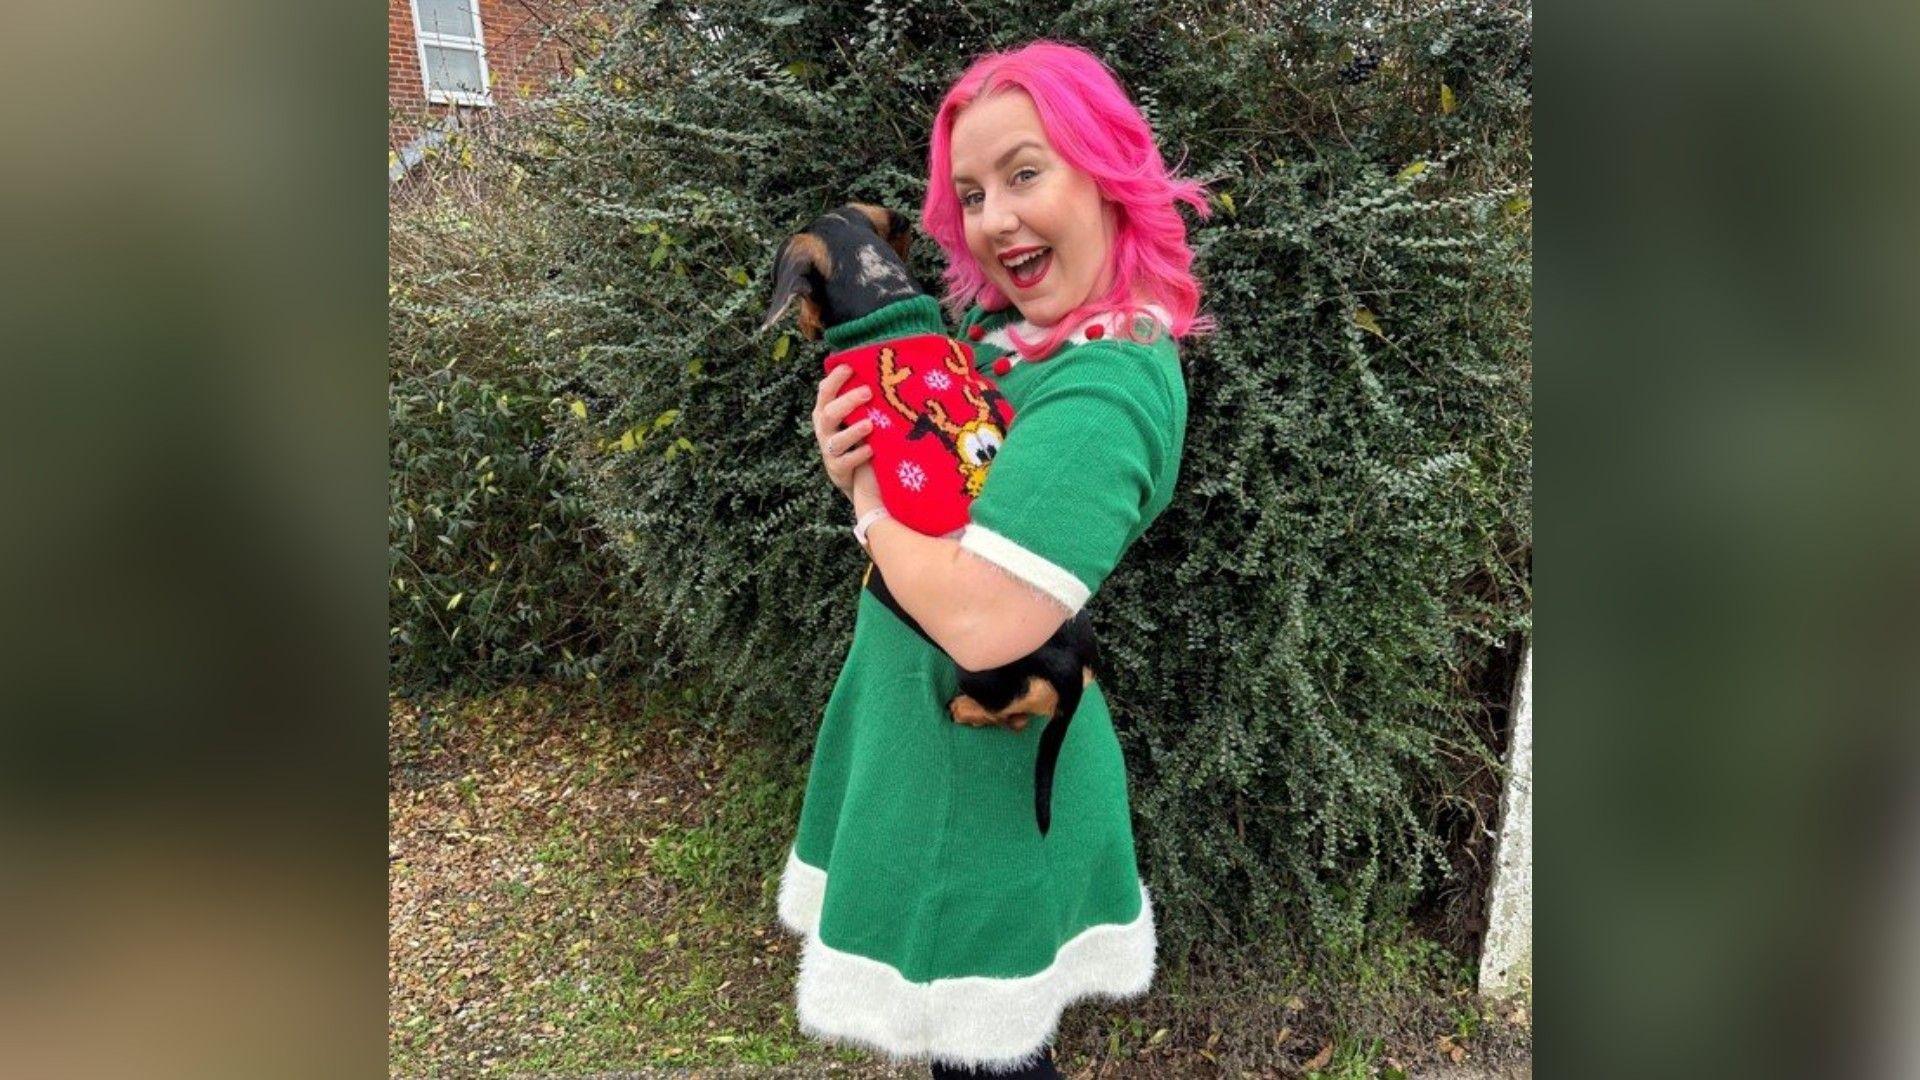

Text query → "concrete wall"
[1479,643,1532,998]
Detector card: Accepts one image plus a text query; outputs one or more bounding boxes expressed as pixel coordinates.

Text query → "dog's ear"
[851,203,913,263]
[796,293,823,341]
[759,233,831,338]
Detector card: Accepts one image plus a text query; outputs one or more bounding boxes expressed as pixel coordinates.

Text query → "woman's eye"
[960,191,982,208]
[1012,168,1039,185]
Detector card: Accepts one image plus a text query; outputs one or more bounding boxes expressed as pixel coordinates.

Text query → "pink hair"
[921,40,1212,361]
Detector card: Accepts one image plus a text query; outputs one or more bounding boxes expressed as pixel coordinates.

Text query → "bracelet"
[853,506,890,550]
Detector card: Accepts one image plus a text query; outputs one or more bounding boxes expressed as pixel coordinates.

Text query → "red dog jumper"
[823,334,1016,537]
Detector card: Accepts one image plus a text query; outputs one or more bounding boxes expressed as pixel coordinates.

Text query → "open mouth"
[1002,247,1052,289]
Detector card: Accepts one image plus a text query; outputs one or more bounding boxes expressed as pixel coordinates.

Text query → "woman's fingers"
[825,418,874,453]
[820,387,872,434]
[821,421,873,492]
[814,368,864,431]
[815,364,852,411]
[828,440,872,478]
[815,369,878,495]
[816,386,873,460]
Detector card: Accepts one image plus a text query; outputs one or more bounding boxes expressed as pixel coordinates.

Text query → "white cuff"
[958,524,1089,614]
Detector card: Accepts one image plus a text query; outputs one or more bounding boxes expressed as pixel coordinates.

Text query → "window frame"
[410,0,493,108]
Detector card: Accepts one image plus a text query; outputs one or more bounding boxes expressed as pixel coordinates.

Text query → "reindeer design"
[876,340,1010,498]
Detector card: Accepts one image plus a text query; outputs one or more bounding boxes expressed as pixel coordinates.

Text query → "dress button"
[992,358,1012,377]
[966,325,985,341]
[1083,324,1105,341]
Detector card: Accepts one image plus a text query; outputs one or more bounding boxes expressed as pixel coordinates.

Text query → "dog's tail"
[1033,663,1091,837]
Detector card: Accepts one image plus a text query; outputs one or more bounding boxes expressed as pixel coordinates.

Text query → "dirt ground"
[491,1062,1530,1078]
[390,687,1531,1079]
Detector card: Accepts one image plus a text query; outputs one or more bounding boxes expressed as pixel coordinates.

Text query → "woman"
[777,41,1209,1079]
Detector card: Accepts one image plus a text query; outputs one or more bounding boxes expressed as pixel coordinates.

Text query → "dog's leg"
[948,676,1060,733]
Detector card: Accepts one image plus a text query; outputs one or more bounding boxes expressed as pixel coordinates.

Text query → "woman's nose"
[981,192,1019,237]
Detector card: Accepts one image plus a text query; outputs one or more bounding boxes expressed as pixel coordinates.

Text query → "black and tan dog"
[762,202,1101,836]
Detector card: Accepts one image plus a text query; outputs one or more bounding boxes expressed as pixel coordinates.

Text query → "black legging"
[930,1045,1061,1079]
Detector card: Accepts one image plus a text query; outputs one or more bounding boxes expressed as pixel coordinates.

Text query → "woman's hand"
[813,365,875,503]
[850,460,881,515]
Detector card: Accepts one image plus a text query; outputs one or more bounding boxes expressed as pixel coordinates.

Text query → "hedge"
[389,0,1532,966]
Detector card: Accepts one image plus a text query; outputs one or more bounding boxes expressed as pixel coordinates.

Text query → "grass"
[389,684,862,1077]
[389,684,1530,1078]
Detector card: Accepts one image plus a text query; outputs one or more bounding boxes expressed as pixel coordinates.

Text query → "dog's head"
[759,203,916,340]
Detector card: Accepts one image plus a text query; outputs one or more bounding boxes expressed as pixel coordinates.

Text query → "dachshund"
[762,202,1100,835]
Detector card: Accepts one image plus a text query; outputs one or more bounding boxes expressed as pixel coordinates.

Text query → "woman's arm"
[851,479,1072,671]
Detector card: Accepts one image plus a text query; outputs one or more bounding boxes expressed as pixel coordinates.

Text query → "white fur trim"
[978,323,1024,355]
[979,304,1173,361]
[958,525,1090,614]
[778,845,828,937]
[776,846,1157,1073]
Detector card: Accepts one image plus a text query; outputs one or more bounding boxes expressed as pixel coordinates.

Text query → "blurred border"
[1543,1,1920,1077]
[0,3,386,1077]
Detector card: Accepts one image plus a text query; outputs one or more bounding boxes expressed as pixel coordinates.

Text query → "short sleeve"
[958,345,1172,614]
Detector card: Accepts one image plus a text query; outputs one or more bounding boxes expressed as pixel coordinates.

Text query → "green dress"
[777,295,1187,1073]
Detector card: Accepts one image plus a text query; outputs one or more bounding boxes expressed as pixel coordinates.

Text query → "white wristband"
[853,507,890,550]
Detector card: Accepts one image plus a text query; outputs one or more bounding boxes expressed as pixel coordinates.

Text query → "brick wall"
[389,0,577,156]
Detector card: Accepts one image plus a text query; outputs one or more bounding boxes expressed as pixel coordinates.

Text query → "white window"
[411,0,492,107]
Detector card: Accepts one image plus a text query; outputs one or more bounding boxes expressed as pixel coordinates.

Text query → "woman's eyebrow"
[952,140,1045,185]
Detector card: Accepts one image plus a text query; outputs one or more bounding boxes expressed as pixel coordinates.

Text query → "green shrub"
[390,0,1531,966]
[388,168,641,689]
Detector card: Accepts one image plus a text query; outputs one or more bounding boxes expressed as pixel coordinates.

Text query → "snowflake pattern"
[922,369,953,391]
[866,407,893,430]
[897,460,927,492]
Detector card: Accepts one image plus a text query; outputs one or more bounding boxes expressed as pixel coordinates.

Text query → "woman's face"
[949,89,1116,328]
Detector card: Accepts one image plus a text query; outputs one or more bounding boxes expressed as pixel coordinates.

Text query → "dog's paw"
[948,694,996,727]
[947,695,1029,732]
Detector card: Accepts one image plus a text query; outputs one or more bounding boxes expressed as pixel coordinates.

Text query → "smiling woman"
[948,94,1117,331]
[924,41,1212,361]
[780,40,1211,1080]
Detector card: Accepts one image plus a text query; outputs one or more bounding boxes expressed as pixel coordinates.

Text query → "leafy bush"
[389,169,641,689]
[389,0,1531,966]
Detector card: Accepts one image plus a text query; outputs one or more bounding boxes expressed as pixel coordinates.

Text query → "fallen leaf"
[1305,1040,1333,1070]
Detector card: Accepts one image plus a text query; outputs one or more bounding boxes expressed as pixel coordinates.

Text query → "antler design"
[875,344,1008,498]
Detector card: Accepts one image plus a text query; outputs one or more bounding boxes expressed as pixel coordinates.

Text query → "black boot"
[929,1044,1061,1080]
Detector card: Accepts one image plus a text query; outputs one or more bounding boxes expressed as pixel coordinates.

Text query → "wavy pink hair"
[921,41,1212,361]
